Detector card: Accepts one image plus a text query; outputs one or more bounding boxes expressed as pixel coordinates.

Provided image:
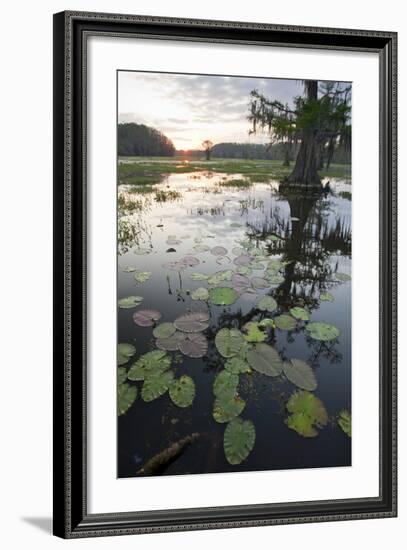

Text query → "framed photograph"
[53,11,397,538]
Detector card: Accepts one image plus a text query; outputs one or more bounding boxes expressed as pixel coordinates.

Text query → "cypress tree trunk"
[285,80,321,188]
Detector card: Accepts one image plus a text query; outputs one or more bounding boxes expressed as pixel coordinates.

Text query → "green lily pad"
[118,343,136,365]
[306,322,340,341]
[169,375,195,408]
[191,287,209,301]
[193,244,210,253]
[207,270,233,285]
[117,383,137,415]
[223,418,256,465]
[127,350,171,381]
[117,367,127,385]
[338,409,352,437]
[215,328,245,358]
[336,272,351,282]
[141,370,174,402]
[190,272,209,281]
[174,311,209,333]
[224,357,251,374]
[209,287,238,306]
[134,247,151,255]
[118,296,143,309]
[290,307,310,321]
[134,271,152,283]
[213,395,245,423]
[242,322,266,343]
[122,265,138,273]
[236,265,252,276]
[257,295,277,312]
[274,314,297,331]
[246,343,283,377]
[265,273,285,285]
[258,318,275,329]
[283,359,317,391]
[152,322,176,339]
[213,370,239,400]
[285,390,328,437]
[320,292,334,302]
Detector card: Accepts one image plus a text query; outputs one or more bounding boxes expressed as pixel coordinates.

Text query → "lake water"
[117,170,351,477]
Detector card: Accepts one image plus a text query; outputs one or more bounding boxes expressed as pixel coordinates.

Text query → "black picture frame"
[53,10,397,538]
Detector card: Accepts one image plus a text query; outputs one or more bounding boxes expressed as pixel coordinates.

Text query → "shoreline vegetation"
[118,156,351,188]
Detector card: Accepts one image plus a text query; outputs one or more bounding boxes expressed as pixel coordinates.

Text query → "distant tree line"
[118,123,175,156]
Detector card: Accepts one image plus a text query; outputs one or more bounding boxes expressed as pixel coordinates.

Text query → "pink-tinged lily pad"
[180,255,200,267]
[211,246,228,256]
[231,273,251,293]
[133,309,162,327]
[174,311,210,333]
[179,332,208,358]
[162,261,187,271]
[251,277,269,290]
[156,331,185,351]
[233,254,251,266]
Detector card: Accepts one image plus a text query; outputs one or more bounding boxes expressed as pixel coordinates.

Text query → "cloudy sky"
[118,71,304,150]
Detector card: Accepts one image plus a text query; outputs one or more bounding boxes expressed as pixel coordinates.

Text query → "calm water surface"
[117,170,351,477]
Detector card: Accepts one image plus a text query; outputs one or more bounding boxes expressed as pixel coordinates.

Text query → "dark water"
[117,169,351,478]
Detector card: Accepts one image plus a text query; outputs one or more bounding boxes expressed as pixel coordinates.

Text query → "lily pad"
[190,272,209,281]
[232,247,245,255]
[258,318,275,328]
[118,343,136,365]
[251,277,269,289]
[141,370,174,402]
[156,331,185,351]
[179,332,208,358]
[117,367,127,385]
[122,266,138,273]
[118,296,143,309]
[193,244,210,253]
[181,255,200,267]
[223,418,256,465]
[231,273,251,293]
[336,272,351,282]
[209,287,238,306]
[247,343,283,377]
[225,357,251,374]
[117,383,137,415]
[174,311,209,333]
[213,395,245,423]
[162,261,187,272]
[233,254,251,266]
[134,271,151,283]
[207,270,233,285]
[152,322,176,339]
[236,265,252,276]
[134,247,151,255]
[320,292,334,302]
[250,261,266,271]
[338,409,352,437]
[289,307,310,321]
[274,314,297,331]
[257,295,277,312]
[285,390,328,437]
[306,322,340,341]
[283,359,317,391]
[211,246,228,256]
[169,375,196,408]
[242,322,266,343]
[191,287,209,301]
[133,309,162,327]
[127,350,171,381]
[215,328,245,358]
[213,370,239,400]
[265,273,285,285]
